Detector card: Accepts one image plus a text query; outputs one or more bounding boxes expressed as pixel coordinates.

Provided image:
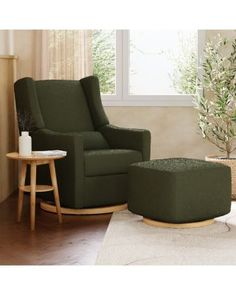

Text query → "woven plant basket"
[205,155,236,200]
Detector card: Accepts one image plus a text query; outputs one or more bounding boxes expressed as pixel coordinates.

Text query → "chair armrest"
[32,128,84,157]
[31,128,85,208]
[100,124,151,160]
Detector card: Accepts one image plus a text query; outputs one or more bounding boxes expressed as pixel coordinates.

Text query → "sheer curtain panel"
[47,30,93,80]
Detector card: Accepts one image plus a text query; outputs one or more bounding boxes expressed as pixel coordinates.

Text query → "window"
[94,30,201,106]
[128,31,197,96]
[92,30,116,95]
[47,30,201,106]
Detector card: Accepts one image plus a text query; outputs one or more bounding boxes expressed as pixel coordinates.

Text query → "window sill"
[101,96,194,107]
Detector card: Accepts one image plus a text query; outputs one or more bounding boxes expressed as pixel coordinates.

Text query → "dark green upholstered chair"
[14,76,151,214]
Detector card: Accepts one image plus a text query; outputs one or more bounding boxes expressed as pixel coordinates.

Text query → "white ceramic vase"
[19,131,32,156]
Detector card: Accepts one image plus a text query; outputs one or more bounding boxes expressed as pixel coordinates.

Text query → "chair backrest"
[35,80,94,132]
[14,76,109,133]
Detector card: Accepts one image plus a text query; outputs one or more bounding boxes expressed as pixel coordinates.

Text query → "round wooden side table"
[6,152,66,231]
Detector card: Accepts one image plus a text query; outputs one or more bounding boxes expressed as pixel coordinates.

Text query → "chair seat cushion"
[84,149,142,176]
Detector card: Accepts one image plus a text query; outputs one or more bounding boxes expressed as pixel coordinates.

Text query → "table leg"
[30,162,37,231]
[17,161,27,222]
[49,160,62,224]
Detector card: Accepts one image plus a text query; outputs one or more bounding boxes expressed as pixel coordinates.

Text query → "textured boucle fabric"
[132,158,226,173]
[100,124,151,161]
[128,158,231,223]
[14,76,151,209]
[85,149,142,176]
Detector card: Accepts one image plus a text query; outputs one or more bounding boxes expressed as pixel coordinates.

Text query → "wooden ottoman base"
[143,217,214,229]
[40,200,127,215]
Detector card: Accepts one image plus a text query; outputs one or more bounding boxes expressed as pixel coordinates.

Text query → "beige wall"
[0,30,40,79]
[206,30,236,41]
[105,106,216,159]
[0,30,10,54]
[13,30,37,79]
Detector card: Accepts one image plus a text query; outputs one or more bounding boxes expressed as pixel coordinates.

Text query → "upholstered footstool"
[128,158,231,228]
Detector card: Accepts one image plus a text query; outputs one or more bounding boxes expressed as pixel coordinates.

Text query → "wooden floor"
[0,193,111,265]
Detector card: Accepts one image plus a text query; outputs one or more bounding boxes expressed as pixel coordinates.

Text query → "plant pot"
[205,155,236,200]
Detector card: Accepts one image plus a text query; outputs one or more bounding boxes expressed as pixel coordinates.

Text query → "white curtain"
[46,30,93,80]
[0,30,93,80]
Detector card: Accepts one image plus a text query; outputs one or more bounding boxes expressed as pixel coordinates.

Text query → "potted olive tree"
[194,34,236,198]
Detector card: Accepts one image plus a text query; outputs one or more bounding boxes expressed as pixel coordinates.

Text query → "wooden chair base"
[143,217,214,229]
[40,201,128,215]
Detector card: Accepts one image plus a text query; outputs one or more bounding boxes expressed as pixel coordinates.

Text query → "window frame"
[101,30,205,107]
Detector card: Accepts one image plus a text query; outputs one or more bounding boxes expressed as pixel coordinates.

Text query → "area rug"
[96,203,236,265]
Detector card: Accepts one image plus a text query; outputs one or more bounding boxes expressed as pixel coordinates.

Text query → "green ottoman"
[128,158,231,228]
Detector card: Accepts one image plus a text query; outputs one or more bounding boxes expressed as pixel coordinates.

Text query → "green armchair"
[14,76,151,213]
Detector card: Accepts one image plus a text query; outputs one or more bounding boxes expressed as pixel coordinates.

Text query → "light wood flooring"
[0,194,111,265]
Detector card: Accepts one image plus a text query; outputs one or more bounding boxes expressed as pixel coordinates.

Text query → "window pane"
[129,30,197,95]
[92,30,116,95]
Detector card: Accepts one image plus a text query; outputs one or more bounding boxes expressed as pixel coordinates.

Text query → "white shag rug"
[96,203,236,265]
